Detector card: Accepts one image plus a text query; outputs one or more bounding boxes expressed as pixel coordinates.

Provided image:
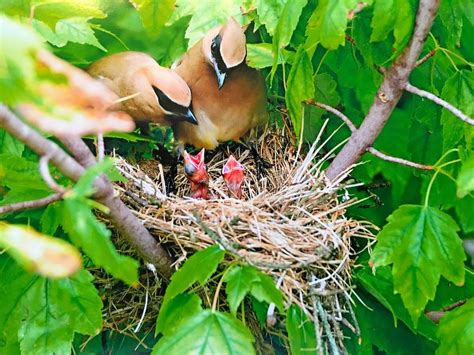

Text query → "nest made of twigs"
[105,118,375,351]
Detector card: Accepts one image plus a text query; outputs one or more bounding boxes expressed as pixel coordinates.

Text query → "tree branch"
[325,0,440,181]
[0,192,64,215]
[305,100,433,170]
[405,83,474,125]
[39,155,67,193]
[0,105,173,278]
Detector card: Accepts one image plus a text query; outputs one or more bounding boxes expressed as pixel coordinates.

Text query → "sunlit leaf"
[0,15,43,105]
[256,0,285,36]
[371,205,466,326]
[169,0,243,47]
[153,310,255,355]
[0,130,24,157]
[286,304,317,355]
[305,0,358,55]
[31,0,106,26]
[54,17,106,50]
[0,222,81,278]
[246,43,294,68]
[437,298,474,355]
[131,0,176,35]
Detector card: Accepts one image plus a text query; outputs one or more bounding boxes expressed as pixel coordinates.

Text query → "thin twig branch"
[97,133,105,161]
[0,105,173,278]
[405,83,474,125]
[425,299,466,323]
[415,49,437,67]
[0,192,63,215]
[39,155,67,193]
[305,100,433,170]
[325,0,441,181]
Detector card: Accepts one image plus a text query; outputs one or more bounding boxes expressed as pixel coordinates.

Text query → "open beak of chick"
[222,155,245,199]
[183,148,210,199]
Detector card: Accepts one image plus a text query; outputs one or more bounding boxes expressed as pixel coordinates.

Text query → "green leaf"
[455,196,474,233]
[169,0,243,47]
[18,271,103,354]
[72,158,115,197]
[286,304,317,355]
[155,293,203,335]
[356,265,438,341]
[285,46,315,137]
[304,0,358,54]
[440,70,474,150]
[0,15,43,105]
[161,245,225,307]
[53,17,106,51]
[0,130,24,157]
[457,154,474,198]
[152,310,255,355]
[60,199,139,285]
[438,0,464,47]
[256,0,285,36]
[156,245,224,335]
[246,43,293,69]
[0,222,82,278]
[371,205,466,326]
[132,0,176,35]
[437,298,474,355]
[31,0,106,27]
[224,266,259,315]
[271,0,308,74]
[0,256,102,355]
[370,0,416,52]
[224,265,283,315]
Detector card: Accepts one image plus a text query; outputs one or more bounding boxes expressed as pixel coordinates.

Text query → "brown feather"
[173,21,267,149]
[88,52,191,125]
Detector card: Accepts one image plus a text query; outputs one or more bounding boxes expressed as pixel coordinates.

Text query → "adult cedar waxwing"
[88,52,197,128]
[172,18,268,150]
[183,149,210,199]
[222,155,245,199]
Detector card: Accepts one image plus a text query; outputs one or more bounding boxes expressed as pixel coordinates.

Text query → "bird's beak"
[184,108,198,125]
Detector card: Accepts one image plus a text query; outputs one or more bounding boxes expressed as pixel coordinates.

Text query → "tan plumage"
[172,18,267,150]
[88,51,196,126]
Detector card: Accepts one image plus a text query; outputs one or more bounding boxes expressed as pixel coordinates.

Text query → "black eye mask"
[211,34,228,75]
[152,86,189,116]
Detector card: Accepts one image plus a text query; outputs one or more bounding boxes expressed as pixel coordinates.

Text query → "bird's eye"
[211,41,217,50]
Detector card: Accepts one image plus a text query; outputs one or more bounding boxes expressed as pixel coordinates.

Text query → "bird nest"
[108,119,375,351]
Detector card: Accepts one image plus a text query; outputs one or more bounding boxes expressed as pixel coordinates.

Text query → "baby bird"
[88,51,197,128]
[183,149,210,199]
[172,18,267,150]
[222,155,245,199]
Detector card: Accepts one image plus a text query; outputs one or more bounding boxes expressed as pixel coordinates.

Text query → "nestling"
[87,51,197,129]
[222,155,245,199]
[183,149,210,199]
[172,18,268,150]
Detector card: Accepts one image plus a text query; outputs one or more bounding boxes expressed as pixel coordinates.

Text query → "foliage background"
[0,0,473,354]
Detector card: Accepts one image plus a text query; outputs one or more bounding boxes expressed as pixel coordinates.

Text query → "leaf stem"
[212,264,235,311]
[424,159,461,207]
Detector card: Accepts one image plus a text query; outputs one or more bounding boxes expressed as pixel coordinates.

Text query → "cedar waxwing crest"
[146,66,192,108]
[219,17,246,69]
